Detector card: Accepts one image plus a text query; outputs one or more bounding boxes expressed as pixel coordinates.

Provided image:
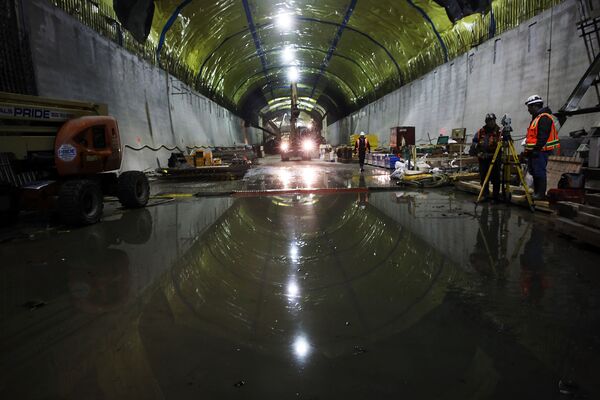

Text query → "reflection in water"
[520,226,549,304]
[289,242,299,263]
[293,335,311,361]
[276,168,293,188]
[68,209,154,313]
[470,205,511,279]
[3,190,600,399]
[300,166,318,188]
[286,279,300,299]
[274,166,320,189]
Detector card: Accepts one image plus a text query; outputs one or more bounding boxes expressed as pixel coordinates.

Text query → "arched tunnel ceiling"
[109,0,561,123]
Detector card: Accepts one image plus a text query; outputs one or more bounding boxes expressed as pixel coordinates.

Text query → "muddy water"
[1,191,599,399]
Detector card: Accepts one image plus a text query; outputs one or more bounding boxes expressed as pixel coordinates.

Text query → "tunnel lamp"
[281,142,290,152]
[282,45,295,63]
[288,67,299,83]
[276,12,294,30]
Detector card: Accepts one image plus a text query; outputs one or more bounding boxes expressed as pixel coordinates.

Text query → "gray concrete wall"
[22,0,261,172]
[328,0,598,149]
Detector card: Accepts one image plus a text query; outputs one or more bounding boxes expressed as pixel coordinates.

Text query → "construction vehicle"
[0,92,149,225]
[280,83,315,161]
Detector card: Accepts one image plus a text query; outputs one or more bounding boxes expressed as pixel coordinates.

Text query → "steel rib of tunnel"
[196,15,403,95]
[256,83,345,116]
[242,0,274,99]
[211,45,377,99]
[232,65,359,103]
[84,0,562,122]
[405,0,448,63]
[310,0,357,99]
[168,195,447,344]
[155,0,192,61]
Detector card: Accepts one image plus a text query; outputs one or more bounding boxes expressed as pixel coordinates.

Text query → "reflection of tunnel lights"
[290,243,299,263]
[372,174,390,184]
[277,169,292,188]
[281,142,290,152]
[287,280,300,298]
[293,336,310,360]
[300,167,317,188]
[288,67,299,83]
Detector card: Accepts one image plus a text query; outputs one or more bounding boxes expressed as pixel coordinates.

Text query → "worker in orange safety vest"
[523,95,560,200]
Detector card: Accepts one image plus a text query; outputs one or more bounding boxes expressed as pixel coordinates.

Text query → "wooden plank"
[554,217,600,248]
[579,204,600,217]
[574,212,600,230]
[454,180,550,212]
[586,193,600,207]
[546,155,583,192]
[555,201,581,218]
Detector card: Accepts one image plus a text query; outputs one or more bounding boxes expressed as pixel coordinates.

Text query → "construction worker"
[472,113,502,202]
[354,131,371,172]
[524,95,561,200]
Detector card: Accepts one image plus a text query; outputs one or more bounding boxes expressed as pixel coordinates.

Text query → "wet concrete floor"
[1,157,600,399]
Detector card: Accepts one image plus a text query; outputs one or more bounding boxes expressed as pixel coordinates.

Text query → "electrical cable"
[399,173,450,188]
[124,144,210,152]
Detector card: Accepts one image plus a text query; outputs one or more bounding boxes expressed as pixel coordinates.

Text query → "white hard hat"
[360,131,365,136]
[525,95,543,106]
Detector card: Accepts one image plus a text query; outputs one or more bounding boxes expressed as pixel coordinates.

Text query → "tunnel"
[1,0,600,398]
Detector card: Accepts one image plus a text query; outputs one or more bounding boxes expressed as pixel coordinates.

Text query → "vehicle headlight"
[281,142,290,151]
[302,140,314,151]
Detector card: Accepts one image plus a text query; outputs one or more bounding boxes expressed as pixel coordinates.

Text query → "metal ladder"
[576,0,600,105]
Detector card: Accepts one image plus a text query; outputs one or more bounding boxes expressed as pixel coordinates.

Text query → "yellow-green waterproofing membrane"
[61,0,562,121]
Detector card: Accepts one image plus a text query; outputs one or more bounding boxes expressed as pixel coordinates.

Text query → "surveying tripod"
[476,115,535,212]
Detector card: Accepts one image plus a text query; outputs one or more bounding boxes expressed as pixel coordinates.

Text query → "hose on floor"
[399,173,450,188]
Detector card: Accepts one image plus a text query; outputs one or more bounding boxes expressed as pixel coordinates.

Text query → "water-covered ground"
[1,158,599,399]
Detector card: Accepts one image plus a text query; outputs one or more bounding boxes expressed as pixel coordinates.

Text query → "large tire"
[58,180,103,226]
[117,171,149,208]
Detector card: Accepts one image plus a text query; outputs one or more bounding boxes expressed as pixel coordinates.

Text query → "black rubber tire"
[58,179,103,226]
[117,171,149,208]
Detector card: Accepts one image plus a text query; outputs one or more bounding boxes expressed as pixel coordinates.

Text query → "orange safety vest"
[355,137,369,151]
[525,113,560,152]
[476,127,501,151]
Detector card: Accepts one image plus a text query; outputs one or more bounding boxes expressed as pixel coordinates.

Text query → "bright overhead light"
[282,45,295,64]
[276,12,294,30]
[288,67,299,83]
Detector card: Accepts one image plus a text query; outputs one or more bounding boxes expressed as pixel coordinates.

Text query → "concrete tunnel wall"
[22,0,262,173]
[328,0,599,149]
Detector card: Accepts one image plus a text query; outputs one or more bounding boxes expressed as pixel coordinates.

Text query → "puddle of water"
[1,191,599,399]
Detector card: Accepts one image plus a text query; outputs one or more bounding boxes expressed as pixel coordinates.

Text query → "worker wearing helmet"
[524,95,560,200]
[471,113,502,202]
[354,132,371,173]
